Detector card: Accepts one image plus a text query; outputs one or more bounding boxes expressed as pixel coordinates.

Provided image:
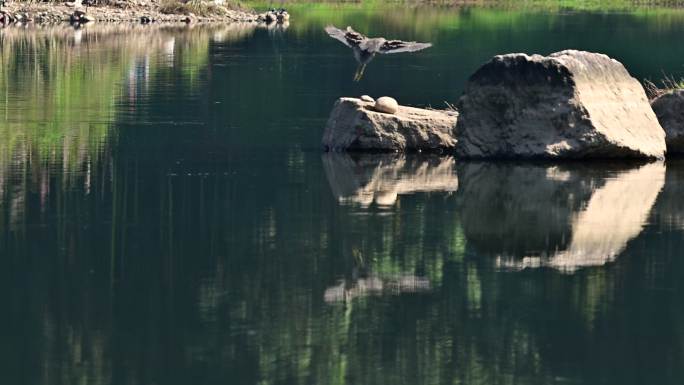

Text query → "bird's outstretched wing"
[343,26,366,45]
[380,40,432,54]
[325,25,366,47]
[325,25,352,47]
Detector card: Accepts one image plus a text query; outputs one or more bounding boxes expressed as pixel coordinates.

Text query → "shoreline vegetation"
[0,0,257,24]
[2,0,684,27]
[247,0,684,11]
[645,75,684,100]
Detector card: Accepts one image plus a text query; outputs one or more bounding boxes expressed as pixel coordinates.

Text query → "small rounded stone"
[374,96,399,114]
[360,95,375,103]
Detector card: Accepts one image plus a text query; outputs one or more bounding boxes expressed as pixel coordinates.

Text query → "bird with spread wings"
[325,25,433,81]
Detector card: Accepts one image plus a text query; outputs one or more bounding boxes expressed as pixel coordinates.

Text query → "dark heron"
[325,25,432,81]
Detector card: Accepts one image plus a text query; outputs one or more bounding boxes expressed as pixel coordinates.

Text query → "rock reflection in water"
[654,159,684,230]
[322,153,458,207]
[458,162,665,272]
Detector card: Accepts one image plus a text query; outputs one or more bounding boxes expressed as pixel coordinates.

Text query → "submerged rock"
[456,50,666,159]
[651,89,684,154]
[322,97,458,152]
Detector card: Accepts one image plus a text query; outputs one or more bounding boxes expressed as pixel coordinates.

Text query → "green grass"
[247,0,684,11]
[644,74,684,100]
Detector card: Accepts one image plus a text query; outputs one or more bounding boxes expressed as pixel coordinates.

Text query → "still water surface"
[2,6,684,385]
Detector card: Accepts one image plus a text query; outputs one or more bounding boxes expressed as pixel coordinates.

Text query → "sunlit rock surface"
[322,97,458,152]
[458,161,665,272]
[456,50,666,159]
[322,153,458,206]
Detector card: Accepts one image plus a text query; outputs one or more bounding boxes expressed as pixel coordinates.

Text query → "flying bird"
[325,25,432,81]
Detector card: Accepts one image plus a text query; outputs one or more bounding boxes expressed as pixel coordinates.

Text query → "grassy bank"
[247,0,684,11]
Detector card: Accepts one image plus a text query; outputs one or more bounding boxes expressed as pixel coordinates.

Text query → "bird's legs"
[352,49,375,81]
[353,63,367,82]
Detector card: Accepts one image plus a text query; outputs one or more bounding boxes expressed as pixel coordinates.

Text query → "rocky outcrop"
[651,89,684,154]
[322,153,457,207]
[322,97,458,152]
[0,2,258,25]
[70,10,93,24]
[457,161,665,272]
[456,50,666,159]
[255,9,289,24]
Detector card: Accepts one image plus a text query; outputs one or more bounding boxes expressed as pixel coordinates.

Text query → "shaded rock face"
[457,161,665,272]
[322,97,458,152]
[651,90,684,154]
[456,50,666,159]
[322,153,457,207]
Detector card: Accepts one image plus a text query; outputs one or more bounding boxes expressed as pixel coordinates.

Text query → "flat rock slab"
[322,97,458,152]
[651,89,684,154]
[456,50,666,159]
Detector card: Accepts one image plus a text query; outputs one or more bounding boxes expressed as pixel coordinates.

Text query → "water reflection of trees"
[1,143,684,384]
[0,24,257,228]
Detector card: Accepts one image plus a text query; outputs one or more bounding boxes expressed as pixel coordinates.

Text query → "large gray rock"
[651,89,684,154]
[456,50,666,159]
[322,97,458,152]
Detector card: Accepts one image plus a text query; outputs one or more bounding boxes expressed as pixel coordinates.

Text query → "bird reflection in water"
[324,25,432,81]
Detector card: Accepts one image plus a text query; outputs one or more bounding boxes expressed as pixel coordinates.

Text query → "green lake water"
[2,5,684,385]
